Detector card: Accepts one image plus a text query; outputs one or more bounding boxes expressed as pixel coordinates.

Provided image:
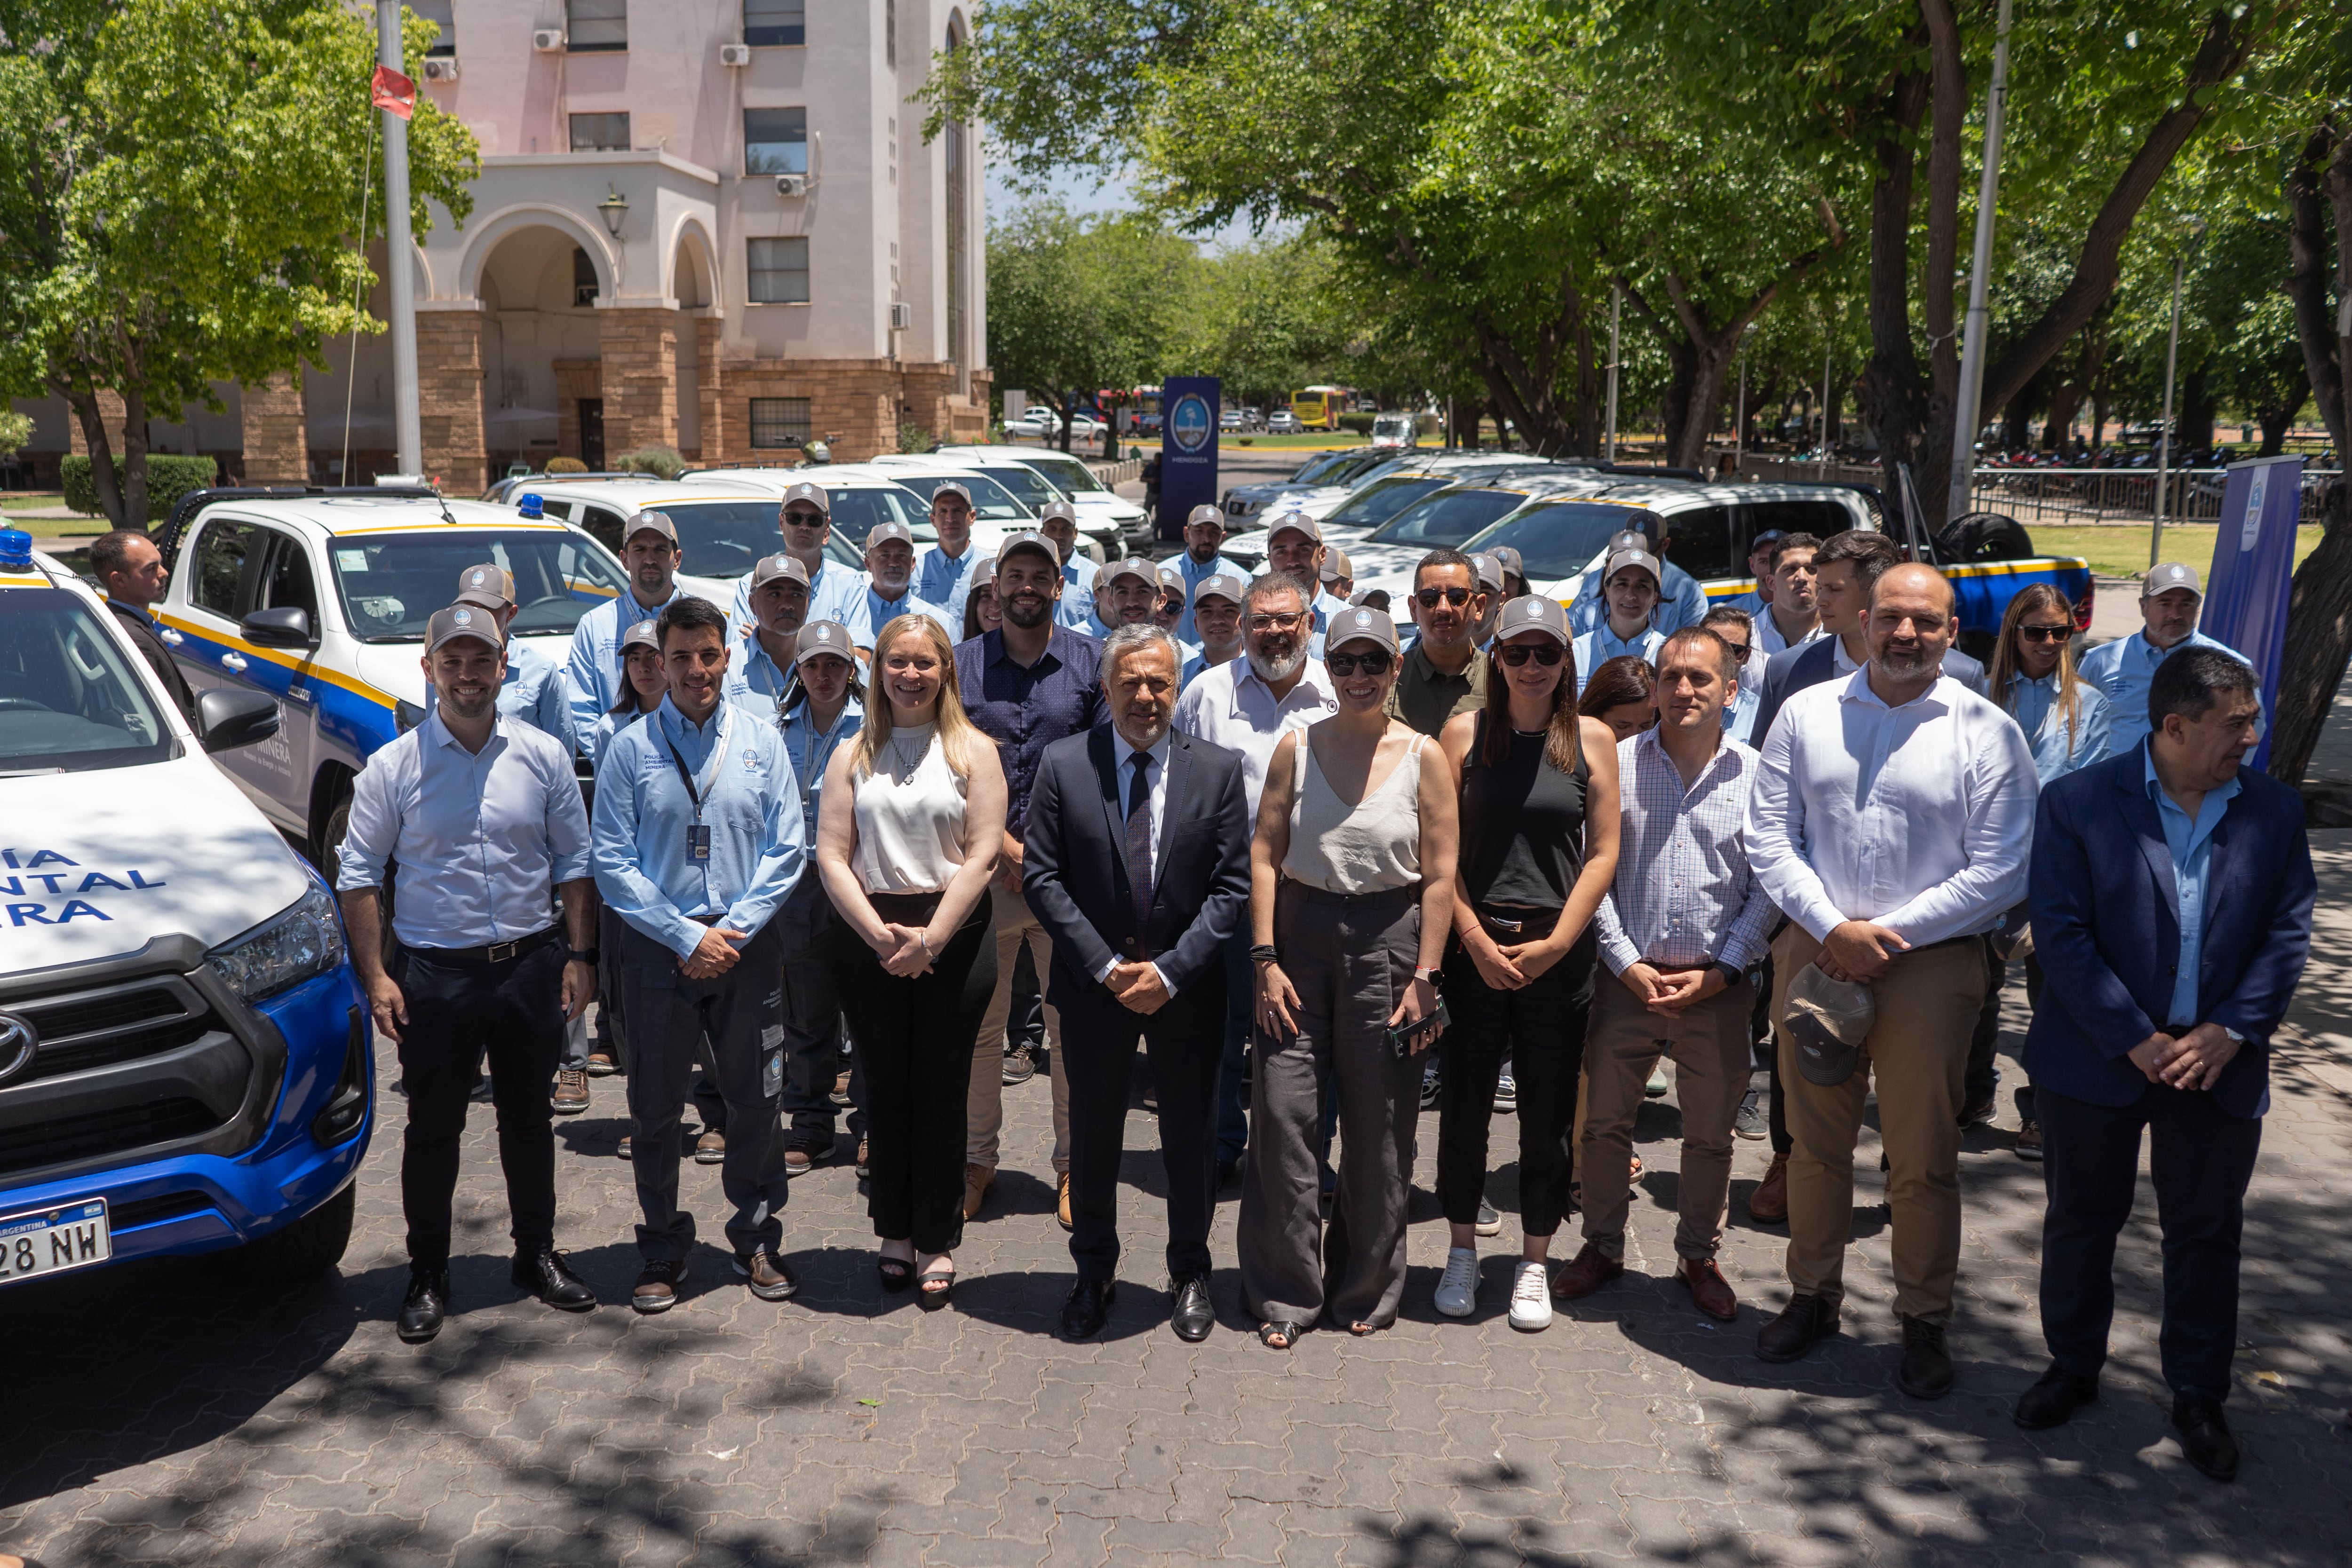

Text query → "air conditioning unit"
[774,173,808,197]
[532,28,564,52]
[889,301,912,331]
[719,42,752,67]
[422,57,460,82]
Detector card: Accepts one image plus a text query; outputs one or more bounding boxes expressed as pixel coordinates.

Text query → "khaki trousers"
[1579,970,1754,1261]
[969,883,1071,1175]
[1773,925,1987,1324]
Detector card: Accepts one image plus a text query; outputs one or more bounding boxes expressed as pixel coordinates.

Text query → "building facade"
[10,0,988,491]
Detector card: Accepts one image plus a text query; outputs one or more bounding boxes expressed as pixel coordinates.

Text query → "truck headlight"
[208,880,347,1003]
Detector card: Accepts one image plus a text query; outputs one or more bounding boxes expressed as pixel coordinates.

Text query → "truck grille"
[0,1099,219,1176]
[11,977,216,1083]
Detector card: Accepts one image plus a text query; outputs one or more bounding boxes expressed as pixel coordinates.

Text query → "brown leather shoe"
[1677,1256,1739,1322]
[1547,1242,1624,1301]
[1057,1173,1075,1231]
[962,1163,995,1220]
[1748,1154,1789,1223]
[694,1129,726,1165]
[550,1067,589,1115]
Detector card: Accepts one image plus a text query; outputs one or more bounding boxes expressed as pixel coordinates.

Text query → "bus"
[1290,385,1355,431]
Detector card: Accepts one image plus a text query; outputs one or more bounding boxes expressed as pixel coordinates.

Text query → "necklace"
[886,730,931,784]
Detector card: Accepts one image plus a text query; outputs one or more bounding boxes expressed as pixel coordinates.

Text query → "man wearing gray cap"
[1263,508,1351,634]
[842,520,955,649]
[1320,547,1356,604]
[567,509,687,743]
[723,553,812,710]
[732,483,865,632]
[916,481,984,626]
[340,605,601,1343]
[424,565,575,747]
[2076,562,2255,757]
[1173,504,1246,642]
[1035,499,1100,632]
[1182,572,1247,686]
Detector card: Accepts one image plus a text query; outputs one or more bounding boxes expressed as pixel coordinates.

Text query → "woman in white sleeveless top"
[817,615,1006,1307]
[1240,605,1458,1347]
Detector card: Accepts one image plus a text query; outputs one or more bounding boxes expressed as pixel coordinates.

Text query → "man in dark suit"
[89,529,196,720]
[2015,648,2314,1482]
[1023,623,1253,1341]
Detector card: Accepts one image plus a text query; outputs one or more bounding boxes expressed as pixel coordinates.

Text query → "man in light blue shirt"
[566,510,686,747]
[915,482,984,627]
[729,482,866,632]
[1038,499,1099,631]
[1179,571,1248,688]
[2077,562,2256,756]
[1572,546,1670,693]
[840,519,956,648]
[1714,531,1786,620]
[592,596,808,1313]
[1169,504,1247,642]
[722,553,810,712]
[2145,742,2240,1029]
[430,563,576,748]
[1701,604,1764,744]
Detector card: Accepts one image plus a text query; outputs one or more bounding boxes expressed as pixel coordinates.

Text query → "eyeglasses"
[1325,649,1393,676]
[2018,625,2071,644]
[1721,641,1753,664]
[1495,643,1564,667]
[1246,611,1305,632]
[1415,586,1472,608]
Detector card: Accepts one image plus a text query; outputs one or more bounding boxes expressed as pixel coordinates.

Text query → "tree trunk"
[2268,480,2352,786]
[2256,387,2306,457]
[119,382,151,528]
[60,384,128,526]
[2178,365,2217,459]
[1058,390,1076,454]
[2285,122,2347,454]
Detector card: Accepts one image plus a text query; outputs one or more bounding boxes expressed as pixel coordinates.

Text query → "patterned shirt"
[955,624,1106,837]
[1594,729,1778,974]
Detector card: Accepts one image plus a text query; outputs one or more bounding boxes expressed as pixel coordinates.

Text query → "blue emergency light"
[0,529,32,570]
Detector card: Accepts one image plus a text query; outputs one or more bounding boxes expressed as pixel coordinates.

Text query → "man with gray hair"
[1024,623,1254,1340]
[1174,572,1341,1182]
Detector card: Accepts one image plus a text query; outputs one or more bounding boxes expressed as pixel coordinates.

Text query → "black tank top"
[1461,712,1589,911]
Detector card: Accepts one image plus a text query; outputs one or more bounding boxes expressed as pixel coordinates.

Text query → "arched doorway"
[477,224,610,472]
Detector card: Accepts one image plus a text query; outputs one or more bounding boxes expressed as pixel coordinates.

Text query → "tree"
[0,0,478,526]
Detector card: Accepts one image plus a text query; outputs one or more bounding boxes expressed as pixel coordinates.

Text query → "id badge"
[687,824,712,861]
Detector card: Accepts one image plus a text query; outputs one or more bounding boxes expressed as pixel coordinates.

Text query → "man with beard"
[1387,549,1490,738]
[1174,574,1341,1183]
[1263,509,1351,635]
[1171,504,1247,643]
[840,519,955,649]
[567,510,688,741]
[1023,624,1253,1340]
[731,483,866,633]
[1742,563,2036,1399]
[1750,533,1824,658]
[953,532,1107,1227]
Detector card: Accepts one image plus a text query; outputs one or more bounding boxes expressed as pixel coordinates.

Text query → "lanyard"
[790,705,854,804]
[663,705,731,823]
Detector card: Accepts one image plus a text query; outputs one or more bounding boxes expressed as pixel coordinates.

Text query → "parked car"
[1004,408,1060,440]
[1371,413,1421,450]
[1266,410,1302,434]
[931,443,1150,554]
[1218,407,1246,433]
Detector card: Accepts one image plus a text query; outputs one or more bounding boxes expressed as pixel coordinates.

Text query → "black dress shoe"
[1060,1278,1115,1339]
[397,1265,450,1343]
[1755,1292,1839,1364]
[2172,1394,2241,1482]
[1169,1275,1214,1342]
[1896,1317,1955,1399]
[512,1246,598,1312]
[1215,1156,1241,1190]
[2013,1364,2099,1430]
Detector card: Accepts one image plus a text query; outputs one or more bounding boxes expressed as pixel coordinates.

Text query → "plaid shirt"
[955,625,1105,838]
[1594,728,1777,976]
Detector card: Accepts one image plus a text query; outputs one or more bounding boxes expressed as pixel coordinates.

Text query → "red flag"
[371,64,415,120]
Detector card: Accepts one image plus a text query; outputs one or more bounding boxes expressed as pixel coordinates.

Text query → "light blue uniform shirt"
[917,544,984,627]
[2003,672,2114,786]
[1171,551,1247,642]
[730,557,865,637]
[425,639,575,751]
[842,584,956,648]
[1181,649,1240,689]
[336,713,591,948]
[721,627,797,711]
[592,696,808,959]
[1570,560,1707,637]
[589,704,652,772]
[2144,743,2240,1028]
[566,585,683,750]
[2078,628,2254,756]
[1723,668,1764,744]
[1054,559,1098,631]
[1573,624,1667,694]
[779,695,864,840]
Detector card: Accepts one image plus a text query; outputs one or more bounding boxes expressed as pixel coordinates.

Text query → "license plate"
[0,1198,111,1286]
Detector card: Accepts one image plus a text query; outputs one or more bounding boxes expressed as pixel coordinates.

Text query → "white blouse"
[850,723,971,894]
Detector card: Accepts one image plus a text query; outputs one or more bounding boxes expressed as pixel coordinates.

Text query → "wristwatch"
[1413,965,1440,985]
[568,948,600,965]
[1711,961,1744,990]
[2220,1025,2247,1046]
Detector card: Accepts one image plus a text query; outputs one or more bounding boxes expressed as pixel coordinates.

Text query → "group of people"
[275,468,2313,1489]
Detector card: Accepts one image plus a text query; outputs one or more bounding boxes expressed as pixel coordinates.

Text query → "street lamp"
[598,187,629,239]
[2149,214,2206,569]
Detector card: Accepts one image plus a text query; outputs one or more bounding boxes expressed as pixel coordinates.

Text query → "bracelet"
[920,931,935,960]
[1250,944,1279,964]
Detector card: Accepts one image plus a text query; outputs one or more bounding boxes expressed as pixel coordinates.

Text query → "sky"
[984,160,1287,252]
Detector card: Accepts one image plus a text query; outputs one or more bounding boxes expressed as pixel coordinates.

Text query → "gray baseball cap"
[930,480,974,507]
[1488,545,1525,581]
[1101,557,1158,590]
[794,620,856,666]
[865,520,918,552]
[1320,547,1354,583]
[426,603,504,654]
[2144,562,2201,598]
[618,618,661,657]
[996,530,1059,567]
[1038,499,1079,527]
[1186,504,1224,530]
[1193,571,1246,606]
[781,482,829,515]
[968,555,998,591]
[1325,603,1400,654]
[625,510,678,546]
[1471,552,1505,592]
[1605,547,1663,586]
[748,553,811,593]
[1786,963,1876,1088]
[1156,565,1187,600]
[1493,595,1570,645]
[454,562,514,610]
[1267,509,1321,544]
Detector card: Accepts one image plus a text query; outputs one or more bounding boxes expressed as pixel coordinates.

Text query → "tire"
[230,1182,356,1283]
[311,774,355,887]
[1936,511,2035,563]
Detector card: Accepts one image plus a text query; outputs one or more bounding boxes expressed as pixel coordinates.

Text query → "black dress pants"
[1061,980,1226,1283]
[1436,920,1593,1237]
[777,878,859,1141]
[393,936,565,1269]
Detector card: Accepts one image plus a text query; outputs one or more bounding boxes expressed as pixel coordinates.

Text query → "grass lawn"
[1,491,68,513]
[1221,434,1361,450]
[2032,523,2323,579]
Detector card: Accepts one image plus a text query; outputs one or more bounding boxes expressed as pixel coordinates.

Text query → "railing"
[1734,456,2341,528]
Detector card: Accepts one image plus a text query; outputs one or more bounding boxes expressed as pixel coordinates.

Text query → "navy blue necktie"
[1125,751,1154,957]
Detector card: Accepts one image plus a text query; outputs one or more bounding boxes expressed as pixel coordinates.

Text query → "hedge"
[60,454,220,523]
[544,457,589,475]
[615,446,684,479]
[1337,412,1376,434]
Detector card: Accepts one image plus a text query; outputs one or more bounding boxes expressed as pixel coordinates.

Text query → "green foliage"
[895,422,936,454]
[1337,413,1375,435]
[987,203,1201,421]
[60,453,215,520]
[615,446,685,479]
[0,409,30,452]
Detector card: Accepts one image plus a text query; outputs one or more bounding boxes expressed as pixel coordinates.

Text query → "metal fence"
[1735,456,2340,528]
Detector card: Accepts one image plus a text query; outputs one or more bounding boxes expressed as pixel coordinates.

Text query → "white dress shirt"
[1595,730,1778,974]
[1171,657,1340,817]
[1091,729,1177,994]
[336,713,592,948]
[1752,606,1823,660]
[1742,669,2037,947]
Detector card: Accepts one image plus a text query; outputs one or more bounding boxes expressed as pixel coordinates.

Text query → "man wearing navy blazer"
[1023,623,1254,1342]
[2017,648,2314,1482]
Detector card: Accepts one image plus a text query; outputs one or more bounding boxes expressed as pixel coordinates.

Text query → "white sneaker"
[1508,1260,1553,1331]
[1434,1246,1479,1318]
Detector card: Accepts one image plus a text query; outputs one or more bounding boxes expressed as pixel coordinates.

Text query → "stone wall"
[240,373,308,484]
[416,311,486,489]
[598,309,678,457]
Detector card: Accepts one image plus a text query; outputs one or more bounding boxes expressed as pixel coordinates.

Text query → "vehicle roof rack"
[153,485,440,567]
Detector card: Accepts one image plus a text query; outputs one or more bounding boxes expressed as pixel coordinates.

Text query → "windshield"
[1366,487,1532,547]
[0,589,177,772]
[1327,475,1448,531]
[973,464,1061,510]
[1374,417,1411,436]
[332,529,629,641]
[1009,452,1109,495]
[825,485,932,547]
[890,471,1032,522]
[1462,502,1654,581]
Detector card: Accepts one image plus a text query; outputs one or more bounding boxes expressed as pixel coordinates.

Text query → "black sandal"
[1256,1320,1303,1350]
[877,1255,914,1293]
[916,1267,955,1310]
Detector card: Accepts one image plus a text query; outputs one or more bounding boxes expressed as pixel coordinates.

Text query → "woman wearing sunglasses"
[1241,606,1459,1348]
[1430,596,1621,1330]
[1986,584,2111,1159]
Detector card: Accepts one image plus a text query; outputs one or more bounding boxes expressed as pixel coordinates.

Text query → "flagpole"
[376,0,422,478]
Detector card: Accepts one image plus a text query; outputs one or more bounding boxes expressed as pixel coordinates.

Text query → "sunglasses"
[2018,625,2071,644]
[1495,643,1564,667]
[1415,586,1473,608]
[1721,641,1753,664]
[782,509,826,525]
[1325,649,1394,676]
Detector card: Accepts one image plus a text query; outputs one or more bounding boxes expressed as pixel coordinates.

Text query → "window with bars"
[749,398,812,449]
[744,0,804,46]
[743,108,808,176]
[566,0,627,50]
[747,237,810,304]
[568,112,630,152]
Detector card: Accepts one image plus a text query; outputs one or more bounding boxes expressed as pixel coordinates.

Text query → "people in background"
[1388,549,1490,737]
[1038,500,1099,632]
[1579,656,1658,742]
[1321,546,1356,604]
[2076,563,2255,757]
[1718,531,1785,620]
[1570,519,1705,635]
[962,556,1002,641]
[775,620,866,1178]
[842,520,955,649]
[733,483,863,631]
[567,509,686,741]
[1702,605,1762,744]
[916,482,983,627]
[88,529,195,719]
[1181,572,1247,686]
[1573,549,1669,691]
[1751,533,1823,658]
[1171,504,1247,643]
[722,553,811,711]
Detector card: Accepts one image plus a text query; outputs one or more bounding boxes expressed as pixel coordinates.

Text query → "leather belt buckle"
[485,938,521,963]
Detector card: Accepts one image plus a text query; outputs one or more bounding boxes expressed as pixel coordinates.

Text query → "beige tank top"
[1282,731,1425,894]
[851,724,970,893]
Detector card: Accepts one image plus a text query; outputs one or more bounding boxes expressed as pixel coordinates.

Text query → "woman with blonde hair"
[817,614,1008,1305]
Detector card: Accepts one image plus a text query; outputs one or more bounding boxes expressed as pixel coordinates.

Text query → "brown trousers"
[1579,970,1755,1262]
[969,883,1071,1176]
[1773,925,1987,1324]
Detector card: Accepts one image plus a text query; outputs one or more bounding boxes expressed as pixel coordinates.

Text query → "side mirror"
[197,687,281,754]
[241,606,314,648]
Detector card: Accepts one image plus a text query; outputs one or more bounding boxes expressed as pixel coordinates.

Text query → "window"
[1742,499,1856,546]
[744,0,804,47]
[0,592,172,772]
[1661,504,1737,583]
[415,0,455,55]
[192,521,256,617]
[569,112,630,152]
[565,0,627,51]
[748,398,812,449]
[257,534,320,632]
[329,531,629,642]
[747,237,810,303]
[885,0,896,66]
[572,247,599,307]
[743,108,808,176]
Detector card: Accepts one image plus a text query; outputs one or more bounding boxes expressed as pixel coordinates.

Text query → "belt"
[1478,904,1561,939]
[1278,878,1417,910]
[407,925,563,967]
